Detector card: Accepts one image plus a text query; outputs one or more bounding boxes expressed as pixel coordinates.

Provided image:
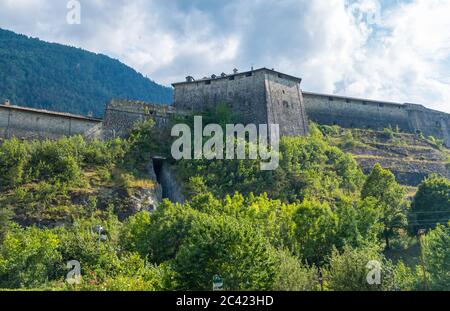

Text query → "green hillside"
[0,112,448,290]
[0,28,173,117]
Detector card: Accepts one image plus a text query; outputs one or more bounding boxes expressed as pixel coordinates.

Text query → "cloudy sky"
[1,0,450,112]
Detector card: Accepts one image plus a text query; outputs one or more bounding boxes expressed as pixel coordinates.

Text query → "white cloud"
[339,0,450,111]
[0,0,448,112]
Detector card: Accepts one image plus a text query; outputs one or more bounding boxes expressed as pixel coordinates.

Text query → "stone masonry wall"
[265,72,309,136]
[0,104,101,141]
[303,92,450,147]
[173,70,268,126]
[102,99,174,139]
[172,68,309,137]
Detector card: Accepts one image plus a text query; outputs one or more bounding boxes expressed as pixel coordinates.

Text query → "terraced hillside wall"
[330,128,450,186]
[304,92,450,147]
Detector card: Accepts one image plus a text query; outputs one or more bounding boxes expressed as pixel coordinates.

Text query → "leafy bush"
[175,130,364,203]
[0,225,62,288]
[0,138,30,190]
[362,163,409,249]
[382,127,395,140]
[171,213,277,290]
[326,244,417,291]
[423,224,450,290]
[272,249,319,291]
[410,175,450,233]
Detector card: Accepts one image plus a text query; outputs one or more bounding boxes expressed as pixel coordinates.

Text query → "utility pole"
[417,229,429,291]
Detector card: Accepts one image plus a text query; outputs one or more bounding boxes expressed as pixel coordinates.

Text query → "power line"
[408,211,450,214]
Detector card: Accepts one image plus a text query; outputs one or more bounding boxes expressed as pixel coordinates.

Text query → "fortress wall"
[303,92,450,147]
[0,104,101,140]
[303,92,411,131]
[406,104,450,146]
[264,72,309,136]
[102,99,173,139]
[173,70,268,126]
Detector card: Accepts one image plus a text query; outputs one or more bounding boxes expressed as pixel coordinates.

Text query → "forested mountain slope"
[0,28,172,117]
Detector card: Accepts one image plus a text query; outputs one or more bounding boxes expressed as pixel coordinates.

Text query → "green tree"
[334,196,384,249]
[410,175,450,233]
[0,225,62,288]
[327,243,416,291]
[174,126,365,203]
[0,137,30,190]
[423,223,450,290]
[272,248,320,291]
[28,137,84,184]
[293,199,338,264]
[0,207,13,242]
[120,211,152,255]
[362,163,408,249]
[172,213,277,290]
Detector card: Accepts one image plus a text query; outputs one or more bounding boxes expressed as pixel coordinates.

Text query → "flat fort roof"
[0,103,102,122]
[172,67,302,87]
[302,91,404,107]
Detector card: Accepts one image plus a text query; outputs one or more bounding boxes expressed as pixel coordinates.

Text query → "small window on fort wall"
[205,80,211,85]
[246,72,252,77]
[229,76,235,80]
[379,103,384,107]
[346,99,351,103]
[283,100,289,107]
[436,121,441,127]
[328,97,334,101]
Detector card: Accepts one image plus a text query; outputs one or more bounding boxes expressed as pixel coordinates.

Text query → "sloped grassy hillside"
[318,125,450,187]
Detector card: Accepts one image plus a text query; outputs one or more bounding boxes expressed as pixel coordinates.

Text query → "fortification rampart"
[303,92,450,147]
[172,68,309,137]
[102,99,174,139]
[1,68,449,149]
[0,103,102,141]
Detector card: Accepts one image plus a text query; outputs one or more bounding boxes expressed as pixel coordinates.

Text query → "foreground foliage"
[0,120,448,291]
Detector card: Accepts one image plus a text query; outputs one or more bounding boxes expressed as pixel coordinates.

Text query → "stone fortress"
[1,67,450,148]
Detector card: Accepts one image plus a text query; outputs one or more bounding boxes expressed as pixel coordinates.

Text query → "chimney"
[220,72,227,77]
[211,74,217,79]
[185,76,195,82]
[88,111,93,118]
[233,68,238,74]
[4,99,10,106]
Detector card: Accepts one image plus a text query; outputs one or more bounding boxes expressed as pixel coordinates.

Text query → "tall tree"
[361,163,408,249]
[410,175,450,233]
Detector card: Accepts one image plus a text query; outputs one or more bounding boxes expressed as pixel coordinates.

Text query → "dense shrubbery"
[0,136,128,192]
[175,124,365,203]
[0,119,448,291]
[409,175,450,233]
[423,224,450,290]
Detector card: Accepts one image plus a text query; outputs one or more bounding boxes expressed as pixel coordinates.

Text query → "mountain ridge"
[0,28,173,118]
